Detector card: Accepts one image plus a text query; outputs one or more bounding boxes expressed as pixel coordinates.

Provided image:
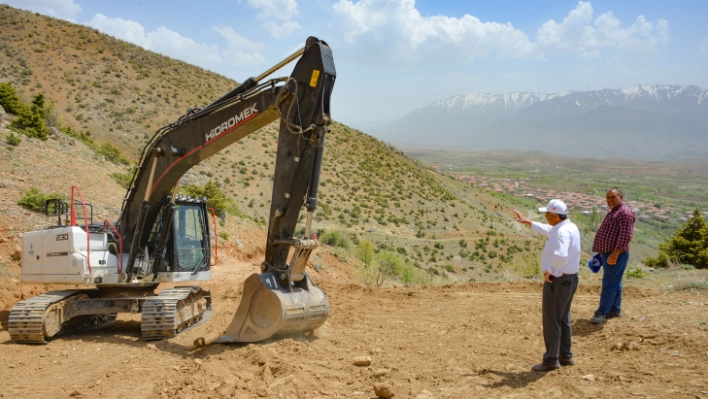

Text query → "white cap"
[539,199,568,215]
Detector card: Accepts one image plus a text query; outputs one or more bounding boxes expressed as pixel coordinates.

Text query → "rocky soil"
[0,256,707,399]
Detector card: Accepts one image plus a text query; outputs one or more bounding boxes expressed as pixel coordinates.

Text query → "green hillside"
[0,5,557,284]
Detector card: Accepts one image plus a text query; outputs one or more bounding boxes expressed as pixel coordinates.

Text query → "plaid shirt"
[592,202,635,253]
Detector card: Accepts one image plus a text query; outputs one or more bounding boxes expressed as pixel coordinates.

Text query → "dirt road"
[1,257,707,399]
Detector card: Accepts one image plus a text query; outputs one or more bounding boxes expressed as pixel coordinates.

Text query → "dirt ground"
[1,254,707,399]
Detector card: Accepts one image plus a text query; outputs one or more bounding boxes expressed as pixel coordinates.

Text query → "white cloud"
[89,14,226,69]
[1,0,81,19]
[537,2,668,57]
[214,26,267,66]
[248,0,301,38]
[331,0,669,68]
[332,0,535,68]
[89,14,151,47]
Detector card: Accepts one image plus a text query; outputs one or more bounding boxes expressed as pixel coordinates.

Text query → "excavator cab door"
[172,202,210,272]
[146,199,211,274]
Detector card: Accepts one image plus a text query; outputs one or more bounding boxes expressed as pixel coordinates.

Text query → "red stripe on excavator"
[150,146,203,195]
[149,112,259,195]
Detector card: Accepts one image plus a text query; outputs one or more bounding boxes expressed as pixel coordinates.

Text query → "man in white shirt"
[514,199,581,372]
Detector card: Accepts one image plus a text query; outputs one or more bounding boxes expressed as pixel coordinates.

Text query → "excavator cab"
[146,197,211,274]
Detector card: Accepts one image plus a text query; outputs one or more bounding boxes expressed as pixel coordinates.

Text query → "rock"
[582,374,596,382]
[269,374,295,390]
[0,104,5,123]
[611,342,628,351]
[373,383,395,398]
[193,337,206,348]
[415,390,433,399]
[69,390,82,397]
[611,341,640,351]
[373,369,390,377]
[233,239,244,251]
[10,247,21,262]
[145,344,158,350]
[241,370,254,382]
[49,127,62,140]
[354,356,372,366]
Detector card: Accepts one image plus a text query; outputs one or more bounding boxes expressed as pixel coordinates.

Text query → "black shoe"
[531,362,561,372]
[559,357,576,366]
[607,311,622,319]
[590,314,606,324]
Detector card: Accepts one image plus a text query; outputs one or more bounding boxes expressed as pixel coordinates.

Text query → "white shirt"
[531,219,581,277]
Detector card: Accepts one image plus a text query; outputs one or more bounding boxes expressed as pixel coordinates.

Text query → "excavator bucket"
[217,271,329,343]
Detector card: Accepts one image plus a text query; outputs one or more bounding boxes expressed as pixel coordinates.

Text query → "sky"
[4,0,708,130]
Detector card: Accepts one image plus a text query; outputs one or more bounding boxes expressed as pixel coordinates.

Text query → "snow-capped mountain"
[372,85,708,160]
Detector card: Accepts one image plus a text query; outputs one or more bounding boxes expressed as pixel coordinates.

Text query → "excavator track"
[8,290,88,344]
[141,286,212,340]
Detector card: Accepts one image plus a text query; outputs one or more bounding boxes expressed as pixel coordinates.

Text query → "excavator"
[9,36,335,344]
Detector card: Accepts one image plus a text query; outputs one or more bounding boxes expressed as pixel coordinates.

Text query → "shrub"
[321,231,349,249]
[357,239,375,266]
[99,142,128,164]
[110,165,137,188]
[374,250,403,286]
[182,180,242,217]
[218,232,229,240]
[643,209,708,269]
[11,104,49,140]
[1,89,51,140]
[4,132,21,146]
[0,82,25,114]
[626,267,647,279]
[18,187,64,212]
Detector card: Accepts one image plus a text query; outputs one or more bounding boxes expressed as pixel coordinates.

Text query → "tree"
[357,239,375,268]
[643,209,708,269]
[182,180,231,215]
[0,87,50,140]
[374,250,403,286]
[31,93,46,119]
[0,82,25,114]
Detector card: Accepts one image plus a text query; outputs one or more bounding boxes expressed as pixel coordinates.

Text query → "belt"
[551,273,577,278]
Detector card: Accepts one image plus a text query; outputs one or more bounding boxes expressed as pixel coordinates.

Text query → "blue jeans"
[595,252,629,316]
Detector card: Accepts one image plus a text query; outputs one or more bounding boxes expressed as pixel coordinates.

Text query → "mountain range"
[372,85,708,161]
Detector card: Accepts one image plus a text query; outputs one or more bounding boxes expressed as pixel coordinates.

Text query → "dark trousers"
[542,273,579,365]
[596,252,629,316]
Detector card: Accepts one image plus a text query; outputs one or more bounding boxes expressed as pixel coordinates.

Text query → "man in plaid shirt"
[590,188,635,324]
